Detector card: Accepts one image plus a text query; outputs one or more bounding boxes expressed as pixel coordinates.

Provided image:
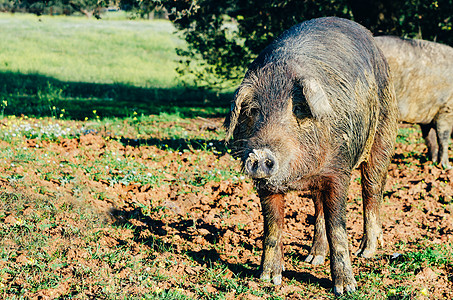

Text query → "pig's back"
[375,36,453,124]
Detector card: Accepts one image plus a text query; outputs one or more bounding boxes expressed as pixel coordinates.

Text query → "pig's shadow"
[283,270,332,289]
[119,137,228,156]
[110,207,332,289]
[186,248,333,290]
[185,248,258,278]
[392,152,430,165]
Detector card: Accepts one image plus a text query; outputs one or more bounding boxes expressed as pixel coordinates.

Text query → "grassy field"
[0,13,230,120]
[0,12,452,300]
[0,13,181,87]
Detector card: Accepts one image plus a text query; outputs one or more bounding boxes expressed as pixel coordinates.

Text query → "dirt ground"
[1,119,452,299]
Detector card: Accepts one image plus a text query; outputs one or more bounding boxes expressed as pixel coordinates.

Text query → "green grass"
[0,13,180,88]
[396,126,425,145]
[389,245,452,277]
[0,13,232,119]
[345,244,453,300]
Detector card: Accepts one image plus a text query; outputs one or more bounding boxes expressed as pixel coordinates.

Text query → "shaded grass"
[0,71,231,120]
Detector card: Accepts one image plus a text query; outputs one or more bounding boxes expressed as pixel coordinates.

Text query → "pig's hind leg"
[356,122,395,257]
[436,105,453,169]
[304,190,329,265]
[420,124,439,164]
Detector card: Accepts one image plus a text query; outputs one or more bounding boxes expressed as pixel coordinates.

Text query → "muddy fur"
[224,17,398,295]
[375,36,453,169]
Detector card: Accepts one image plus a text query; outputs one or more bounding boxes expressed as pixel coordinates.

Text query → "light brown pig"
[375,36,453,169]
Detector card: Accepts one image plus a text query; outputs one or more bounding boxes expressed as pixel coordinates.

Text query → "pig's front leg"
[322,176,357,296]
[258,190,285,285]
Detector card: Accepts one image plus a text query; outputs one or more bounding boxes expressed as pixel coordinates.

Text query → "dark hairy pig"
[375,36,453,169]
[224,17,398,295]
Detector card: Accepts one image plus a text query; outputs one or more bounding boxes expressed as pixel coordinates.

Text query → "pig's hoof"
[441,162,451,170]
[260,272,270,282]
[333,277,357,296]
[304,254,325,265]
[305,244,327,265]
[355,235,382,258]
[355,247,375,258]
[259,268,283,285]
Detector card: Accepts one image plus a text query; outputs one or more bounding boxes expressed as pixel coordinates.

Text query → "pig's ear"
[223,84,253,141]
[302,78,334,119]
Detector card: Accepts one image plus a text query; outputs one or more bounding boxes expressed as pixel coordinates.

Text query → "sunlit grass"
[0,13,181,88]
[0,13,233,120]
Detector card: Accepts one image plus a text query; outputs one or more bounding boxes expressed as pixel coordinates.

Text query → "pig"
[375,36,453,169]
[224,17,398,295]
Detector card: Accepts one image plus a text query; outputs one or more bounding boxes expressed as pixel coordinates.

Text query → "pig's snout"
[245,149,278,179]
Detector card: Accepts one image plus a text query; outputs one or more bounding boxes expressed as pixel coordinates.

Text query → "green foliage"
[0,0,161,18]
[160,0,453,88]
[161,0,352,88]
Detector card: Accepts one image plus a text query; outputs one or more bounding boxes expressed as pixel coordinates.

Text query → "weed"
[390,245,452,273]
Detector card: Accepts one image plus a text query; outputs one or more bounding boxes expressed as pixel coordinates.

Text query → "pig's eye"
[241,106,259,126]
[249,107,259,116]
[246,107,260,121]
[293,102,312,119]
